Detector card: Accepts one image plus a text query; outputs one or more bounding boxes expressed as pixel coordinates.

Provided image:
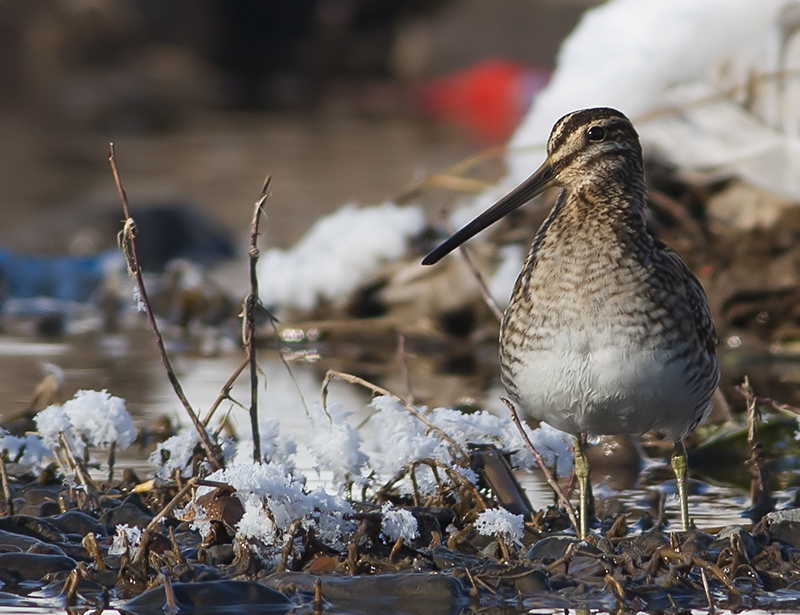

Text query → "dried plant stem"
[0,453,13,516]
[323,369,469,463]
[441,214,504,322]
[107,440,116,483]
[637,67,800,124]
[737,377,771,510]
[701,567,714,611]
[501,398,579,535]
[58,432,99,497]
[313,577,323,615]
[64,566,81,607]
[162,569,177,614]
[203,356,249,426]
[748,394,800,418]
[133,477,198,567]
[395,145,505,204]
[244,177,272,462]
[109,143,222,472]
[544,541,576,573]
[396,332,415,404]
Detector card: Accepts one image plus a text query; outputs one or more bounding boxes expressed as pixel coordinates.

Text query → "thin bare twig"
[203,356,250,426]
[132,477,198,567]
[0,453,13,516]
[58,432,100,498]
[396,332,415,404]
[395,145,505,204]
[245,177,272,461]
[109,143,222,472]
[737,377,771,510]
[107,440,116,484]
[701,567,715,612]
[322,369,469,463]
[748,394,800,418]
[441,214,504,322]
[269,319,311,417]
[501,397,579,535]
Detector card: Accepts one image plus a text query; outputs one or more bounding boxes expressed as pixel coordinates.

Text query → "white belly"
[506,333,699,440]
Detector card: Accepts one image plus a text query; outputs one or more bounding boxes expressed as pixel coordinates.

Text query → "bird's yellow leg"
[574,436,590,540]
[671,440,690,531]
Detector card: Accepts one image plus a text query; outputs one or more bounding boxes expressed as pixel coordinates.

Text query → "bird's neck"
[559,182,649,239]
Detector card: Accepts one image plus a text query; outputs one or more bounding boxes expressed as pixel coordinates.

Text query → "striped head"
[546,107,644,192]
[422,107,645,266]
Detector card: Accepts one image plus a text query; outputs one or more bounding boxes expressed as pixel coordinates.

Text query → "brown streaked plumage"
[423,107,719,538]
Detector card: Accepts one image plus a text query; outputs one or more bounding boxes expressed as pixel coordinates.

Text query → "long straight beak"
[421,160,555,265]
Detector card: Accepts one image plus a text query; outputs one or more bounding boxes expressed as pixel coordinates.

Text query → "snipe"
[423,107,719,538]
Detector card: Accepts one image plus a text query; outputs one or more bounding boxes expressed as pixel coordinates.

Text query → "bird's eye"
[587,126,606,142]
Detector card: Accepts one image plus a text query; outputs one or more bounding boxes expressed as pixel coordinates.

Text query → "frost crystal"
[369,397,572,495]
[64,390,136,449]
[34,389,136,458]
[0,432,54,475]
[380,503,419,542]
[194,462,356,559]
[475,508,525,541]
[151,428,235,479]
[109,524,143,558]
[306,402,368,489]
[231,419,297,471]
[34,404,82,456]
[366,395,571,496]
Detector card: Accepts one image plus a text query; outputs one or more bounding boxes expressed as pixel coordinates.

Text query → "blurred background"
[0,0,596,253]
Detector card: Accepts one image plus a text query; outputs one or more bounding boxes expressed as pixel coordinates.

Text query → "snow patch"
[258,202,425,311]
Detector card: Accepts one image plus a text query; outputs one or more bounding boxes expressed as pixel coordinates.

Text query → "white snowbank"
[507,0,798,199]
[258,202,425,311]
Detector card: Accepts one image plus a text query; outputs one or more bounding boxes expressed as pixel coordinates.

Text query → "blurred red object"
[417,58,550,144]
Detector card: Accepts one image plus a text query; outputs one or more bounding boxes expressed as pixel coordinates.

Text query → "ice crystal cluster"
[34,389,136,458]
[0,431,53,475]
[475,507,525,541]
[189,461,356,561]
[109,524,143,558]
[380,502,419,542]
[306,402,369,489]
[363,395,571,496]
[150,428,237,479]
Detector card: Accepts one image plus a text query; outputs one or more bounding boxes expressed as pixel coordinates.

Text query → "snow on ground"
[258,202,425,312]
